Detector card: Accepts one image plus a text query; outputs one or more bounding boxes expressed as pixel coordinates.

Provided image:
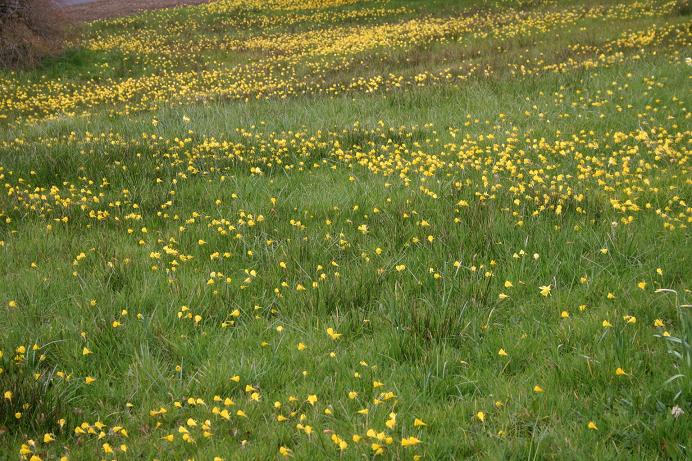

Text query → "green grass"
[0,0,690,460]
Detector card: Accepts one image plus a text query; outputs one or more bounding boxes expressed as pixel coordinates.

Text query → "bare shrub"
[0,0,69,68]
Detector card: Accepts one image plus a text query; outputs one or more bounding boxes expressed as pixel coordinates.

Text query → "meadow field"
[0,0,690,459]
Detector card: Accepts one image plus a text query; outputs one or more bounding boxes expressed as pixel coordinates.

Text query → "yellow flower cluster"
[2,113,689,231]
[0,0,689,459]
[206,0,362,13]
[0,0,685,125]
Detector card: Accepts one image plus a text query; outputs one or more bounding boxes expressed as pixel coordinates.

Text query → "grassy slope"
[0,0,690,460]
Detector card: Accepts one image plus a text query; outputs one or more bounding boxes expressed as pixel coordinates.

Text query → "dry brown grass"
[0,0,70,68]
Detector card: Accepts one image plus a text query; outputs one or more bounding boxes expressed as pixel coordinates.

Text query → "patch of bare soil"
[61,0,209,21]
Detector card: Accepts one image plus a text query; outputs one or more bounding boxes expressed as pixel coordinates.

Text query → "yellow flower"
[615,367,626,376]
[331,434,348,451]
[326,327,342,340]
[539,285,551,297]
[533,385,544,393]
[385,412,396,429]
[401,436,421,447]
[475,411,486,422]
[498,348,508,357]
[587,421,598,430]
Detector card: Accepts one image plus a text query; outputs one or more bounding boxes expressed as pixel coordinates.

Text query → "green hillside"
[1,0,690,459]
